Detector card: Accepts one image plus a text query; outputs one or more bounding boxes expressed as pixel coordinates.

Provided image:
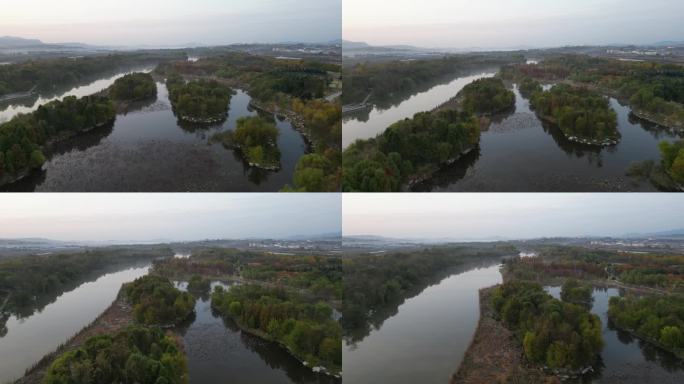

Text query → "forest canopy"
[167,75,233,122]
[491,281,603,370]
[343,109,480,191]
[43,325,188,384]
[110,73,157,102]
[460,77,515,115]
[124,275,194,326]
[212,285,341,373]
[530,84,619,145]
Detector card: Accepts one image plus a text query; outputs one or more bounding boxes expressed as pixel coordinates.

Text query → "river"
[175,281,339,384]
[342,72,496,148]
[0,265,150,384]
[1,74,307,192]
[343,70,682,191]
[415,85,681,191]
[546,286,684,384]
[343,263,503,384]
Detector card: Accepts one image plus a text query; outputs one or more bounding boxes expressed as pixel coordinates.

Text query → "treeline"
[0,95,115,183]
[491,281,603,370]
[503,257,606,282]
[0,53,178,97]
[110,72,157,102]
[560,279,593,309]
[124,275,195,326]
[214,116,281,169]
[0,246,172,315]
[212,285,341,373]
[44,325,188,384]
[153,248,342,302]
[460,77,515,115]
[608,295,684,358]
[658,140,684,186]
[343,109,480,191]
[502,55,684,128]
[286,99,341,192]
[156,53,341,191]
[343,54,525,104]
[167,75,232,122]
[342,245,517,334]
[530,84,619,145]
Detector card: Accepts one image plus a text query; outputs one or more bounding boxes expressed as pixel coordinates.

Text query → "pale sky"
[343,194,684,240]
[0,194,341,242]
[344,0,684,49]
[0,0,341,46]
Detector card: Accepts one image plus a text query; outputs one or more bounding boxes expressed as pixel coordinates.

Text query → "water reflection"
[176,281,339,384]
[419,85,680,192]
[343,261,503,384]
[0,265,150,383]
[545,286,684,383]
[2,82,307,192]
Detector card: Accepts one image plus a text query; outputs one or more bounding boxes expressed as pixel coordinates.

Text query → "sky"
[344,0,684,49]
[0,0,341,46]
[0,194,341,242]
[343,194,684,240]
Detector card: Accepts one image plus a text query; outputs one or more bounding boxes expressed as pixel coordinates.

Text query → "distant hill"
[0,36,46,48]
[342,40,371,50]
[624,228,684,238]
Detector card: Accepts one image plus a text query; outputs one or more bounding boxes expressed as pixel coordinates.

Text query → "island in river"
[1,242,342,384]
[454,245,684,383]
[0,48,341,192]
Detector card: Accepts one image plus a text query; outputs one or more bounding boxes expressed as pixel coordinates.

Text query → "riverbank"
[451,287,559,384]
[16,291,135,384]
[210,301,342,378]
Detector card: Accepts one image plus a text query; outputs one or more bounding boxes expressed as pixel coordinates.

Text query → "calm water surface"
[176,281,339,384]
[343,263,502,384]
[417,86,681,191]
[546,287,684,383]
[342,72,496,148]
[0,265,150,383]
[2,77,306,192]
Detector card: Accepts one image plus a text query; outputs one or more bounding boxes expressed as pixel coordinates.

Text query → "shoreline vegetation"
[212,116,282,171]
[342,78,514,192]
[17,275,193,384]
[155,52,342,191]
[451,287,559,384]
[211,285,342,377]
[0,70,164,188]
[166,74,233,124]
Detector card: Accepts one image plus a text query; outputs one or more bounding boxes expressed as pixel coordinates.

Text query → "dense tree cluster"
[502,55,684,128]
[0,95,115,182]
[0,246,172,316]
[110,73,157,102]
[343,109,480,191]
[658,140,684,186]
[287,99,341,191]
[491,281,603,370]
[518,78,543,99]
[124,275,194,326]
[460,77,515,114]
[343,54,525,104]
[560,279,593,309]
[187,275,210,294]
[43,325,188,384]
[530,84,619,143]
[215,116,281,169]
[166,75,232,122]
[0,53,177,97]
[153,249,342,302]
[343,245,517,336]
[156,53,342,191]
[608,295,684,357]
[212,285,341,373]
